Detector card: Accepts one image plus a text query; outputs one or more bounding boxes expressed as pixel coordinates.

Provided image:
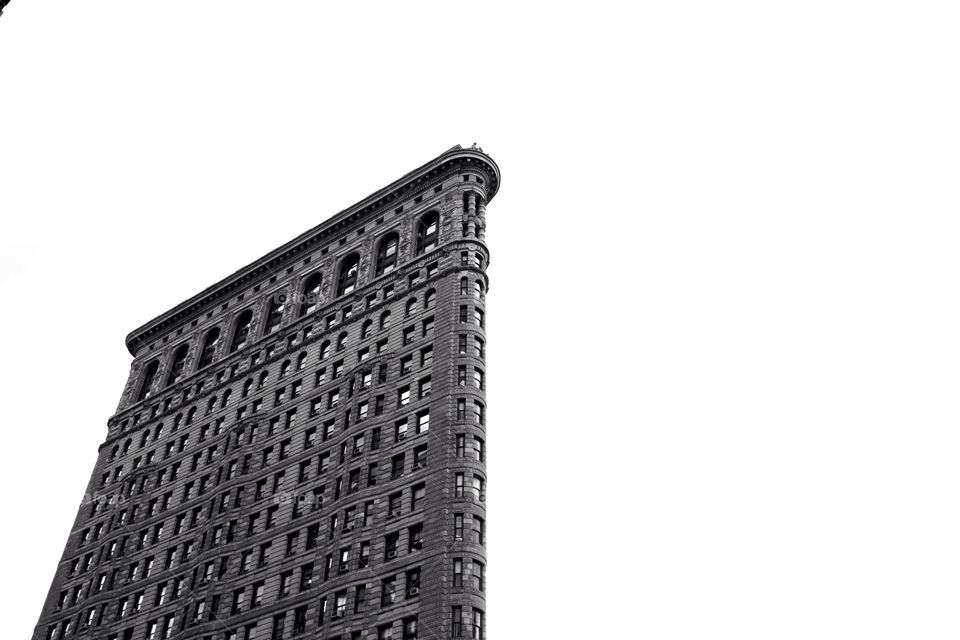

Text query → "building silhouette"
[34,146,498,640]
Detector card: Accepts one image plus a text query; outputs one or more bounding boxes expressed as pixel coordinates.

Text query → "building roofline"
[124,145,500,356]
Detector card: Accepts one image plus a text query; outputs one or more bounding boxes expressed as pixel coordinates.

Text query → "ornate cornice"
[124,146,499,356]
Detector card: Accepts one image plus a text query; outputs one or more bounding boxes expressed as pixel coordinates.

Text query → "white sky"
[2,2,960,638]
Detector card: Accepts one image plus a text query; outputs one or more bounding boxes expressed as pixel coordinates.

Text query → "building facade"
[34,146,498,640]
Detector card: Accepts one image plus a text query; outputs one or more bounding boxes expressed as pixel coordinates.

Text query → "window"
[398,386,411,407]
[424,289,436,309]
[381,575,398,606]
[166,345,189,386]
[453,558,463,587]
[263,297,285,335]
[137,360,159,401]
[473,516,485,545]
[471,475,485,501]
[455,473,465,498]
[454,513,464,540]
[473,437,485,461]
[395,419,408,442]
[299,273,323,316]
[405,297,418,317]
[376,233,399,275]
[300,563,314,590]
[293,606,307,635]
[472,560,485,591]
[231,311,254,352]
[417,410,429,433]
[472,609,484,639]
[416,212,439,255]
[271,614,285,640]
[418,377,431,398]
[406,567,421,597]
[279,571,292,597]
[452,607,463,638]
[361,319,373,339]
[413,445,427,469]
[460,277,469,296]
[408,523,424,551]
[456,434,466,457]
[380,310,391,330]
[337,253,360,296]
[411,483,425,511]
[402,617,419,640]
[391,454,405,479]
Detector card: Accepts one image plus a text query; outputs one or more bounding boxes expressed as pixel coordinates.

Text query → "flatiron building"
[34,145,498,640]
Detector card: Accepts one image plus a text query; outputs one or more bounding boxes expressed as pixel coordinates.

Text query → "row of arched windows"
[134,210,446,403]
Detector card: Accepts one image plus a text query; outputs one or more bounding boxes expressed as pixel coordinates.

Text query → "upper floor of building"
[111,145,498,428]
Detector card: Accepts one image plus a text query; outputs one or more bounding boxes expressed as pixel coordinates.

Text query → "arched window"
[280,360,292,378]
[337,332,349,352]
[319,340,331,360]
[375,233,399,276]
[405,297,418,317]
[110,445,119,461]
[416,211,439,255]
[380,310,391,330]
[166,344,189,386]
[186,407,196,424]
[424,289,436,310]
[258,371,269,389]
[361,319,373,339]
[263,296,285,335]
[242,378,253,397]
[220,389,232,409]
[231,310,254,352]
[137,359,160,401]
[206,396,218,414]
[299,273,323,317]
[336,253,360,297]
[297,352,308,370]
[197,328,221,369]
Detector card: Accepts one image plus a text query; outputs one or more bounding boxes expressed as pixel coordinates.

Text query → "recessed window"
[416,212,439,255]
[137,360,160,401]
[263,297,285,335]
[165,344,189,386]
[299,273,323,317]
[337,253,360,297]
[376,233,399,276]
[231,310,254,352]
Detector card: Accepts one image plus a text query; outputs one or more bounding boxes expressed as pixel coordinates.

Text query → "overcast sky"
[2,2,960,639]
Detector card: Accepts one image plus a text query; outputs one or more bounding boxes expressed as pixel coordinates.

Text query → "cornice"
[124,146,499,356]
